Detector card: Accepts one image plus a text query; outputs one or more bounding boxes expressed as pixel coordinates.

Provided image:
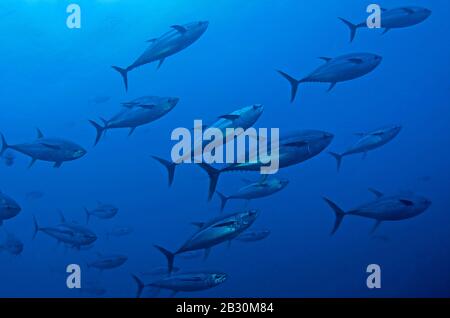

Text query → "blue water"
[0,0,449,297]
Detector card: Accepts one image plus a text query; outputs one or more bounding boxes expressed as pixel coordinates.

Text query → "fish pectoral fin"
[40,143,61,150]
[36,128,44,139]
[171,25,187,34]
[318,56,332,62]
[218,114,240,121]
[137,104,157,109]
[348,58,364,64]
[402,8,415,14]
[128,127,136,136]
[121,102,139,108]
[53,162,63,168]
[381,28,391,35]
[399,199,414,206]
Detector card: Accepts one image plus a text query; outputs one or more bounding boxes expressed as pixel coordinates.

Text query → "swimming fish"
[339,6,431,42]
[328,125,401,171]
[0,191,21,226]
[277,53,382,103]
[112,21,209,90]
[323,189,431,235]
[0,129,86,168]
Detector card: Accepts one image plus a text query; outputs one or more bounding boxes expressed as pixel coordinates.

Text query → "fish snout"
[169,97,180,106]
[374,55,383,63]
[252,104,264,113]
[424,8,432,16]
[323,132,334,141]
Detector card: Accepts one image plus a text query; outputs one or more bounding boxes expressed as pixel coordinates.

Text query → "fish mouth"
[169,97,180,106]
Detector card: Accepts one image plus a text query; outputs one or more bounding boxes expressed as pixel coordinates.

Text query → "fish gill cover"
[0,0,449,298]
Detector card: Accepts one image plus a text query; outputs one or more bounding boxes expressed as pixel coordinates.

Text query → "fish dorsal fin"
[191,222,205,228]
[348,58,364,64]
[402,8,415,14]
[36,128,44,139]
[241,178,254,184]
[171,25,187,34]
[399,199,414,206]
[40,143,61,150]
[318,57,332,62]
[368,188,384,198]
[218,114,240,121]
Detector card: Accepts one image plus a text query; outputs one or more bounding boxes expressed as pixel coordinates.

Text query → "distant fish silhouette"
[89,96,179,145]
[112,21,209,91]
[235,229,271,243]
[87,253,127,270]
[323,189,431,235]
[0,129,86,168]
[84,202,118,224]
[0,231,23,256]
[328,125,401,171]
[0,191,21,226]
[277,53,382,103]
[339,6,431,42]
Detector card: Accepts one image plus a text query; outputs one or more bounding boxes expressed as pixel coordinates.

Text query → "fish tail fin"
[0,133,9,156]
[338,17,359,42]
[328,152,343,172]
[131,274,145,298]
[216,191,229,212]
[88,120,106,146]
[197,163,222,201]
[112,66,129,91]
[322,197,346,235]
[32,215,40,239]
[154,245,175,274]
[276,70,301,103]
[151,156,176,186]
[83,207,90,224]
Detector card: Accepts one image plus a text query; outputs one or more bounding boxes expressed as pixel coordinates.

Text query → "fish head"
[187,21,209,38]
[237,104,264,126]
[0,195,21,217]
[284,130,334,155]
[211,272,228,285]
[397,194,432,215]
[71,147,87,159]
[409,7,432,20]
[168,97,180,109]
[384,125,402,138]
[83,231,98,244]
[239,209,258,227]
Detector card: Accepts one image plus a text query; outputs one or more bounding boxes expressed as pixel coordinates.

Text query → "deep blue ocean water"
[0,0,449,297]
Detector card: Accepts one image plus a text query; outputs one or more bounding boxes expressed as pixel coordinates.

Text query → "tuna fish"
[235,229,271,242]
[87,253,128,270]
[154,210,258,273]
[277,53,382,103]
[198,130,333,200]
[0,191,21,226]
[84,202,118,224]
[0,129,86,168]
[339,7,431,42]
[323,189,431,235]
[328,125,401,171]
[89,96,179,145]
[112,21,209,91]
[32,212,97,249]
[216,176,289,211]
[152,104,264,186]
[131,271,227,298]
